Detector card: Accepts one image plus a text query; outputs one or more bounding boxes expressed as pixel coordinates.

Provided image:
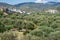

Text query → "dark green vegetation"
[0,8,60,40]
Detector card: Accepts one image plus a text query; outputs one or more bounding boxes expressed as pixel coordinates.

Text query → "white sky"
[35,0,60,3]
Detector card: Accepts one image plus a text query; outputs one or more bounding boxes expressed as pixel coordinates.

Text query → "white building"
[45,9,58,13]
[8,8,23,13]
[27,12,31,14]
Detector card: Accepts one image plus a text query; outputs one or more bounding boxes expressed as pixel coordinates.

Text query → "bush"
[0,31,18,40]
[23,30,31,35]
[23,34,50,40]
[30,26,54,37]
[0,22,6,33]
[23,34,41,40]
[49,31,60,40]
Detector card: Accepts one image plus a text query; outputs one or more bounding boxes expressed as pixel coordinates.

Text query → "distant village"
[7,8,32,14]
[0,7,59,14]
[7,8,59,14]
[0,7,31,14]
[45,9,59,13]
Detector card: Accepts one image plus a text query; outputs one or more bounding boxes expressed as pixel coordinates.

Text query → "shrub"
[49,31,60,40]
[1,31,18,40]
[30,26,54,37]
[0,22,6,33]
[23,34,41,40]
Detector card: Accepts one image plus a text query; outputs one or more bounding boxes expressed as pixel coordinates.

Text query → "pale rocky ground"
[13,31,24,40]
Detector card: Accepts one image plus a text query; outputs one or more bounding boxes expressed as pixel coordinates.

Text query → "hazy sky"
[0,0,60,5]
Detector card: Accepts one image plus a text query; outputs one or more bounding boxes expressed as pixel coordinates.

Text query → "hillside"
[0,2,15,8]
[0,2,60,12]
[15,2,60,12]
[0,1,60,40]
[0,9,60,40]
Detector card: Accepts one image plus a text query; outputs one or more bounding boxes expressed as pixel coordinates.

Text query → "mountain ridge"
[0,2,60,12]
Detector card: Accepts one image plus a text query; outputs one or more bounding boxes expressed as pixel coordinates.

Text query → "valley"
[0,1,60,40]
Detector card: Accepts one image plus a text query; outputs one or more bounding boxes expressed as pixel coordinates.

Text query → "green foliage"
[49,31,60,40]
[0,10,60,40]
[23,30,30,35]
[0,22,6,33]
[30,26,54,37]
[23,35,41,40]
[0,31,18,40]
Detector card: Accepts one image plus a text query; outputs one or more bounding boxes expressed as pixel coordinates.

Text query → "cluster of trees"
[0,10,60,40]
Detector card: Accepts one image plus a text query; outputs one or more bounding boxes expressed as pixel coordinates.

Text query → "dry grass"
[13,31,24,40]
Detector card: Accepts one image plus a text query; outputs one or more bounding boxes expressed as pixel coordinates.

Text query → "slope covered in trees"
[0,10,60,40]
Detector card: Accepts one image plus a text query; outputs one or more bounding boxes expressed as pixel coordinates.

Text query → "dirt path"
[17,32,23,40]
[13,31,24,40]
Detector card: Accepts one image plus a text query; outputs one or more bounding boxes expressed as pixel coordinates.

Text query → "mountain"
[14,2,60,12]
[0,2,60,12]
[15,2,45,7]
[15,2,60,7]
[0,2,15,8]
[47,1,60,4]
[15,2,46,12]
